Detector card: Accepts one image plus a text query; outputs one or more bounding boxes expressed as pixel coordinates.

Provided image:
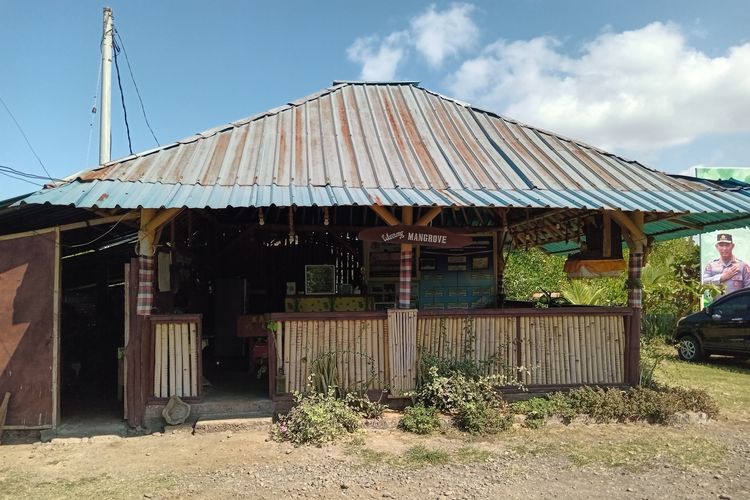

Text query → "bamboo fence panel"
[152,318,200,398]
[274,310,627,394]
[278,318,389,393]
[415,315,519,383]
[514,314,626,386]
[387,309,418,396]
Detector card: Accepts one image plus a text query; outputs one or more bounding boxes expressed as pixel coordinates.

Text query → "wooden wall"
[0,230,59,429]
[270,308,630,394]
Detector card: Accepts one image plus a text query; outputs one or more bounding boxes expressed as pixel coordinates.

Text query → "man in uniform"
[703,233,750,294]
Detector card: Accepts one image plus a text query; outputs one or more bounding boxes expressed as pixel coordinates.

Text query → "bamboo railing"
[150,315,202,399]
[268,308,632,394]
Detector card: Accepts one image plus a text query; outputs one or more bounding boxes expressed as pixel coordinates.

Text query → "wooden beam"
[52,228,60,428]
[602,211,612,258]
[609,210,647,252]
[507,208,579,232]
[415,207,442,226]
[402,206,413,225]
[142,208,182,234]
[0,212,140,242]
[139,208,183,256]
[370,205,400,226]
[663,216,704,231]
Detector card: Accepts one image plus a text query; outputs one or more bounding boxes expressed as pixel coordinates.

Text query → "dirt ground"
[1,410,749,500]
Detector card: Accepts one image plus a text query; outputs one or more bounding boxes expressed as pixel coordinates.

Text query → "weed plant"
[343,391,387,419]
[272,390,360,445]
[453,400,514,435]
[398,404,441,434]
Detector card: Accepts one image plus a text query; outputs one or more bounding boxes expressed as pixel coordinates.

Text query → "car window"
[714,294,750,319]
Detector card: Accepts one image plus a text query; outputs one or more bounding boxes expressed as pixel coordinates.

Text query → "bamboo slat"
[549,317,558,385]
[283,322,291,392]
[189,322,198,396]
[174,324,184,396]
[168,324,176,396]
[154,324,163,396]
[180,323,190,395]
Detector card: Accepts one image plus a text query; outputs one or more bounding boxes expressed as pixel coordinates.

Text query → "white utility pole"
[99,7,113,165]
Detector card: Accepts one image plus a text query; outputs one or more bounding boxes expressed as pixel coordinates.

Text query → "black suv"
[674,288,750,361]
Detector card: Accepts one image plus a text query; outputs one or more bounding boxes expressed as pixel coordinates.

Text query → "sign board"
[696,166,750,299]
[357,225,472,248]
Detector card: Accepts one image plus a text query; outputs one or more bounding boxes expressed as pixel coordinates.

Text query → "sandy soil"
[1,412,748,500]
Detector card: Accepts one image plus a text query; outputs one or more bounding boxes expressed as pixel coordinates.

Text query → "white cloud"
[347,3,479,80]
[447,22,750,152]
[411,3,479,68]
[347,32,409,81]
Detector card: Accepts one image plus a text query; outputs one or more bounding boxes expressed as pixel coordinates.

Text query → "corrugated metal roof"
[17,179,750,213]
[15,82,750,214]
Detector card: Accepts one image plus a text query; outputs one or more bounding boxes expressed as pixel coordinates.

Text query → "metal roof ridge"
[415,86,648,167]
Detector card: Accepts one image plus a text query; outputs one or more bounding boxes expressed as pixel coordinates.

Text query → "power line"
[64,212,132,248]
[0,164,63,182]
[0,94,54,180]
[111,37,133,155]
[115,29,159,146]
[0,170,43,187]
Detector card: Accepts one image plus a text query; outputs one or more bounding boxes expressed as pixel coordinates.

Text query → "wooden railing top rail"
[267,307,633,322]
[417,307,634,318]
[149,314,203,324]
[268,311,388,321]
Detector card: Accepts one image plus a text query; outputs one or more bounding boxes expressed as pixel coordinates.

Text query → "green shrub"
[415,366,504,414]
[272,390,360,445]
[343,391,387,419]
[538,386,720,425]
[669,386,719,419]
[453,400,513,435]
[509,387,715,427]
[511,397,559,428]
[398,404,441,434]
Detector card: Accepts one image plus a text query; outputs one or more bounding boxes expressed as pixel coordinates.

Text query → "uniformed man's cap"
[717,233,733,243]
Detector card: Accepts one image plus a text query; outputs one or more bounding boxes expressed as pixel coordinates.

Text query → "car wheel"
[677,335,704,362]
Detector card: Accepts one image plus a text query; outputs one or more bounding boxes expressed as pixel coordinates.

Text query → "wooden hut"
[2,81,750,430]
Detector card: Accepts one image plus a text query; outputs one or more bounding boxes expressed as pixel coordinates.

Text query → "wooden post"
[124,208,181,427]
[399,207,414,309]
[0,392,10,445]
[612,210,646,387]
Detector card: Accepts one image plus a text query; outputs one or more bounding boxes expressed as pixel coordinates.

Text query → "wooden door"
[0,229,60,429]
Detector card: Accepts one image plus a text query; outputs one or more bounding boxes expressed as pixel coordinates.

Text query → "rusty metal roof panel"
[16,180,750,220]
[13,82,750,217]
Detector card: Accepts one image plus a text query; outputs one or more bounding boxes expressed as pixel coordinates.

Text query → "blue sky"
[1,1,749,200]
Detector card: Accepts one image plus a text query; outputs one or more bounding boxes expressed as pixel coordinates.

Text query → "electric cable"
[112,36,133,154]
[63,212,132,248]
[0,170,42,187]
[0,164,63,181]
[115,29,159,146]
[0,94,54,180]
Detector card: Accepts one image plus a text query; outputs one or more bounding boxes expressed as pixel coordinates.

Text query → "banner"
[696,167,750,300]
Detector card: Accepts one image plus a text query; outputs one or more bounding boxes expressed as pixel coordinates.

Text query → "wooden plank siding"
[268,308,632,394]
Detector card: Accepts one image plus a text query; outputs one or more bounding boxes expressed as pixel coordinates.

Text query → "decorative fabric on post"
[627,252,643,308]
[399,245,412,308]
[136,255,154,316]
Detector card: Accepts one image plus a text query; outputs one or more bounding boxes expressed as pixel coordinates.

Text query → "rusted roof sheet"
[16,82,750,212]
